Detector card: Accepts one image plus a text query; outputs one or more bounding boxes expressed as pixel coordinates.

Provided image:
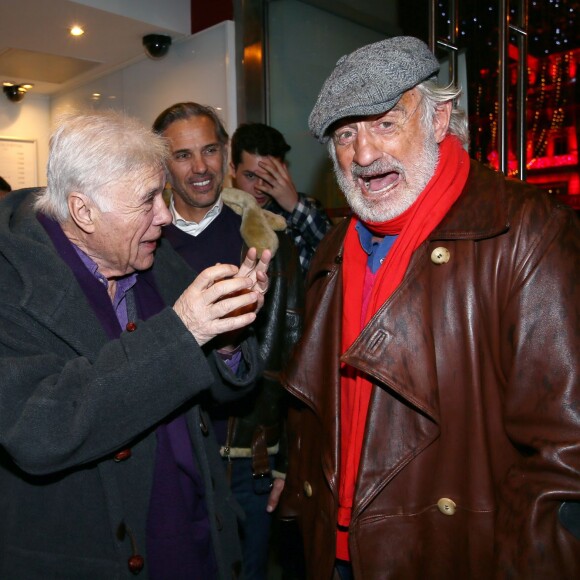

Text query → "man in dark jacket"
[153,103,304,580]
[0,110,270,579]
[280,36,580,579]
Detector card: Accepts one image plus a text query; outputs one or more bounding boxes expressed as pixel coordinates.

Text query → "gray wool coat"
[0,189,260,579]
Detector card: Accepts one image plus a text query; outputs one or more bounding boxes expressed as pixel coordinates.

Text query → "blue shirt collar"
[355,220,398,274]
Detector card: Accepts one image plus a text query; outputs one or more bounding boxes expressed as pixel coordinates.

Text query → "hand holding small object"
[174,263,261,346]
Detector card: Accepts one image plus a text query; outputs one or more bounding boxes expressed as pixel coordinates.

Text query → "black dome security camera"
[3,85,26,103]
[142,34,172,59]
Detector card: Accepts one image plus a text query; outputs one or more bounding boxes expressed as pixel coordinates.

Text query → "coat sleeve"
[0,302,259,477]
[494,198,580,577]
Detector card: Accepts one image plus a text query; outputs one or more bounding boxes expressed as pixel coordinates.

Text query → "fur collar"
[221,187,287,258]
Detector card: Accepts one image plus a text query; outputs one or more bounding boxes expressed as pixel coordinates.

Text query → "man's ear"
[228,160,238,184]
[433,101,453,144]
[68,192,96,233]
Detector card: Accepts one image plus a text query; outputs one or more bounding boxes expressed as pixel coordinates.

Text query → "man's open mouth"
[359,171,400,194]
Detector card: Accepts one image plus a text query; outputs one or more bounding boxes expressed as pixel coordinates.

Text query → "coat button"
[431,247,450,264]
[114,448,132,462]
[128,554,144,574]
[437,497,457,515]
[335,255,343,264]
[126,321,137,332]
[303,481,313,498]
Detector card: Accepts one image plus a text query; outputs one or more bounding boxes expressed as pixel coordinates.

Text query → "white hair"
[416,80,470,147]
[35,110,169,222]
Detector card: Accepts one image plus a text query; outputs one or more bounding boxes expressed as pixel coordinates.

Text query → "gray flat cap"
[309,36,440,142]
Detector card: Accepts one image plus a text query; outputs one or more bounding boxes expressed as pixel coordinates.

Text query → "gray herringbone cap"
[309,36,440,143]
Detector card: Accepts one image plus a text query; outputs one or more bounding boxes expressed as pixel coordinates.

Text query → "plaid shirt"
[266,194,333,274]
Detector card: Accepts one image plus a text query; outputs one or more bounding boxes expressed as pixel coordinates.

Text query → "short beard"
[331,127,440,222]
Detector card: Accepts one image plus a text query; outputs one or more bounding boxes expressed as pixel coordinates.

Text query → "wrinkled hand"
[173,263,260,346]
[236,247,272,315]
[266,478,285,513]
[254,156,299,213]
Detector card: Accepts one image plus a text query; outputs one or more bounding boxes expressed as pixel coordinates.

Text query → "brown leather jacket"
[280,161,580,579]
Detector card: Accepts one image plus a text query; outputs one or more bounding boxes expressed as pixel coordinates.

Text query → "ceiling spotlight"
[3,84,28,103]
[142,34,172,59]
[70,25,85,37]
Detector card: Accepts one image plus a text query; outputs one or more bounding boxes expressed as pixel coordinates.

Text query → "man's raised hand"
[174,263,260,346]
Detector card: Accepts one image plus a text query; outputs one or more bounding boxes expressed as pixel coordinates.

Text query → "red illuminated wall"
[483,47,579,208]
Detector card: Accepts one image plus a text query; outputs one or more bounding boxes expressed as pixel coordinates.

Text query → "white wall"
[52,21,238,133]
[0,94,51,187]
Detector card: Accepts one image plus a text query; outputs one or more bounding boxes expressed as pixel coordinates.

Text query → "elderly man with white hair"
[0,110,270,579]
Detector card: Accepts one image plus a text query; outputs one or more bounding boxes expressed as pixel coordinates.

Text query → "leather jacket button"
[437,497,457,515]
[431,247,450,264]
[114,448,132,462]
[303,481,313,498]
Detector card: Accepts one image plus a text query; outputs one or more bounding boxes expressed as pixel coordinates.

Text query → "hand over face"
[173,263,261,346]
[254,156,299,212]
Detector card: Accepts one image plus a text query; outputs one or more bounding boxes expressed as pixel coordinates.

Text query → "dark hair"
[0,176,12,193]
[152,102,228,145]
[230,123,291,168]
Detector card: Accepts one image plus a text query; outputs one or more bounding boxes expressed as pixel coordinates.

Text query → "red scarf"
[336,135,469,560]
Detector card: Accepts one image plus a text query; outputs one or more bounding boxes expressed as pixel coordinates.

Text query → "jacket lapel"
[432,160,509,240]
[342,249,441,512]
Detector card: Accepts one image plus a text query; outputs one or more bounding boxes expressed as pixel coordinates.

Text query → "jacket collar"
[1,190,109,358]
[1,190,197,359]
[310,161,510,279]
[430,160,510,240]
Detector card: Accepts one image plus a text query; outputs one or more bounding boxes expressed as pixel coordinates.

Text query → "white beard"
[332,127,440,222]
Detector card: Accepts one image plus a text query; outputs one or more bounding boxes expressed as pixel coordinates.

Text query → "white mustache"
[351,159,402,179]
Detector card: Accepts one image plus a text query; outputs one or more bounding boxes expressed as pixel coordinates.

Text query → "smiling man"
[159,110,228,225]
[0,111,270,579]
[279,36,580,579]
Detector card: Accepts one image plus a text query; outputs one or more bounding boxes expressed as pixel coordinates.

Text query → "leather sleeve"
[494,197,580,577]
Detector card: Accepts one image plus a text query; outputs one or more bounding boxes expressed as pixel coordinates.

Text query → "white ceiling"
[0,0,189,96]
[0,0,398,97]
